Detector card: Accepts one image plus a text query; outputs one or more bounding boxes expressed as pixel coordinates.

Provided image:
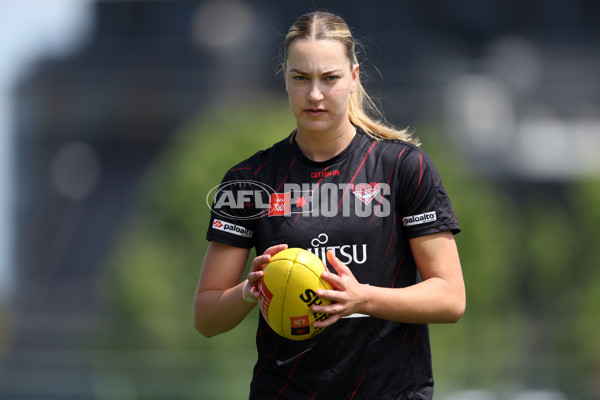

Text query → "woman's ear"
[282,63,288,91]
[350,63,359,93]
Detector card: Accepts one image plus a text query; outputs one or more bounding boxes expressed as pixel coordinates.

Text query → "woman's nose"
[307,83,324,102]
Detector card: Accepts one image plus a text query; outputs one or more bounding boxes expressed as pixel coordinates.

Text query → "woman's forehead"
[286,39,350,70]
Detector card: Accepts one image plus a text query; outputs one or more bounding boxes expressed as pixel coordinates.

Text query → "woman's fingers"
[248,244,289,287]
[265,243,288,256]
[250,244,287,272]
[311,250,367,328]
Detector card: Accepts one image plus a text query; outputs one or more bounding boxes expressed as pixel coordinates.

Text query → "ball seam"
[280,262,294,336]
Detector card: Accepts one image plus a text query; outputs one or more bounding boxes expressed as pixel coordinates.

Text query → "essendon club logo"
[290,315,310,335]
[268,193,291,216]
[352,183,381,205]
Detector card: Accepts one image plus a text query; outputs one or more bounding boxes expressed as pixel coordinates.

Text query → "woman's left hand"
[245,244,288,301]
[311,250,367,328]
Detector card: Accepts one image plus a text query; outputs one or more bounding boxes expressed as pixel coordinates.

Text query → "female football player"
[194,11,465,399]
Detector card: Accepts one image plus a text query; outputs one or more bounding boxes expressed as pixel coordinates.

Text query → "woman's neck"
[295,123,356,162]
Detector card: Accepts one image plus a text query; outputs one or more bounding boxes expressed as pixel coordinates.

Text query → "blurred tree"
[422,130,528,390]
[570,178,600,395]
[99,99,294,399]
[103,98,295,349]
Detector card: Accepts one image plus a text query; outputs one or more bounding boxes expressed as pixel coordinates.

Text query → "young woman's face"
[283,39,358,135]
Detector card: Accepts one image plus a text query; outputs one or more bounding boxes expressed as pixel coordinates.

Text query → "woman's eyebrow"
[289,68,344,75]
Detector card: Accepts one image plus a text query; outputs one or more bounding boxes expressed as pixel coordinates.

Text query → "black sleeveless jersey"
[206,129,460,399]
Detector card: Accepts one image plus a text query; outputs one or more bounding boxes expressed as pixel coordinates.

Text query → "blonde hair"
[284,11,419,145]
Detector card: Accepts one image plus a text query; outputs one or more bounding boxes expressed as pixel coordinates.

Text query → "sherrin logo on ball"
[257,248,333,340]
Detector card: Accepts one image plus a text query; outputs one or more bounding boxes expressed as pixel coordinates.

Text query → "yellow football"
[257,248,333,340]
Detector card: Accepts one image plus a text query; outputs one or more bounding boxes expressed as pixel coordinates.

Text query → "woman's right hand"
[245,244,288,301]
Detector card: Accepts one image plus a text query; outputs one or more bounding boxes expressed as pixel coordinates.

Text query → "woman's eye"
[324,75,339,81]
[293,76,307,81]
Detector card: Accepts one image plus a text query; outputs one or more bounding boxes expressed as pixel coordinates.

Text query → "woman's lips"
[305,109,326,117]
